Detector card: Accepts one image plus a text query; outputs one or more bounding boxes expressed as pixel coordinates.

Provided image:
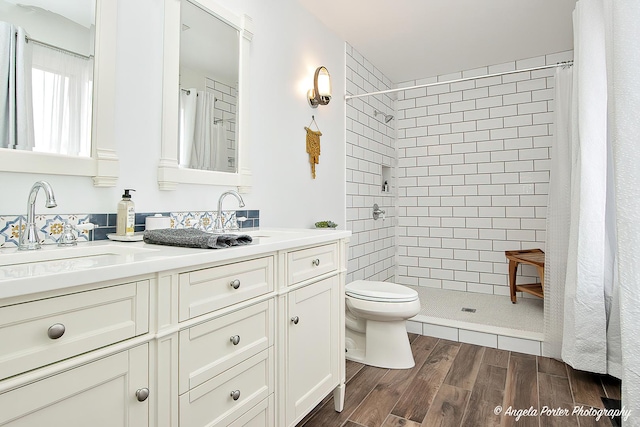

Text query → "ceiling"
[295,0,577,84]
[4,0,94,28]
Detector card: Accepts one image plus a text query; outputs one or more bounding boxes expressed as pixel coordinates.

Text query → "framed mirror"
[0,0,119,186]
[179,0,238,173]
[158,0,253,191]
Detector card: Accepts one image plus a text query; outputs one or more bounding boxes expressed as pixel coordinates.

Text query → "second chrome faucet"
[214,190,245,233]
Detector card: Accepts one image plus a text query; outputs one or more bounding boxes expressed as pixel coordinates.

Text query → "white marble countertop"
[0,228,351,301]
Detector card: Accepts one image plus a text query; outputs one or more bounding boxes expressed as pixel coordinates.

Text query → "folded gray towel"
[143,228,252,249]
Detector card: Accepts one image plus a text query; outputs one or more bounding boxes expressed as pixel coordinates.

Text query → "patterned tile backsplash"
[0,210,259,248]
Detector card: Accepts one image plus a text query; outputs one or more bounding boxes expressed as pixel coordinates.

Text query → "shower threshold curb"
[410,314,544,341]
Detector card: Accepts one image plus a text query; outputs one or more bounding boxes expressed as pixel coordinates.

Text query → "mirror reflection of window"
[31,42,93,156]
[178,0,239,173]
[0,0,95,156]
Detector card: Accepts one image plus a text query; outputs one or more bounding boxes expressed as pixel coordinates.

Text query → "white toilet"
[345,280,421,369]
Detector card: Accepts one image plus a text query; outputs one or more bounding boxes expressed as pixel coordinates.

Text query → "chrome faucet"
[19,181,57,250]
[214,190,245,233]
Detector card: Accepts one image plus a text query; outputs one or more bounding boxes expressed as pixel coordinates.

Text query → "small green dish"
[314,220,338,229]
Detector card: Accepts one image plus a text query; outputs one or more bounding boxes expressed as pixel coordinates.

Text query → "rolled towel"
[143,228,252,249]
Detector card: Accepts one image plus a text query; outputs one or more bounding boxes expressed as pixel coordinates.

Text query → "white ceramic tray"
[107,232,144,242]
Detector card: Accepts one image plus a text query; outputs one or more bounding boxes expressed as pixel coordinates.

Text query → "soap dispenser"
[116,189,136,236]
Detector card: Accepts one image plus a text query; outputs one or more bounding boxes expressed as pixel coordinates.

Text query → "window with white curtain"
[30,43,93,157]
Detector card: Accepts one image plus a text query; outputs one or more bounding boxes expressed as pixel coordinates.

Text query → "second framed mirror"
[158,0,252,191]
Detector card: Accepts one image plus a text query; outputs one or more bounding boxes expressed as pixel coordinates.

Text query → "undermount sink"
[231,229,298,239]
[241,231,272,238]
[208,231,270,239]
[0,244,157,267]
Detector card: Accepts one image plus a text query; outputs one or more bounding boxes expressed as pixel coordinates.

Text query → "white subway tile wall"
[205,78,237,171]
[346,44,396,283]
[395,50,572,295]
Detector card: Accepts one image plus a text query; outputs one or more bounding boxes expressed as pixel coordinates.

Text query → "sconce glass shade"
[308,66,332,108]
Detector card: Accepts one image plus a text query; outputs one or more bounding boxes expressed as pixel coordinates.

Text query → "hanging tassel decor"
[304,116,322,179]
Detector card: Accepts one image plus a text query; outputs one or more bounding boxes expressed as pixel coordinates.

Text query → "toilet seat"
[346,280,418,303]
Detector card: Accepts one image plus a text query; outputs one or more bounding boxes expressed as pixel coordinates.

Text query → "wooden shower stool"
[505,249,545,304]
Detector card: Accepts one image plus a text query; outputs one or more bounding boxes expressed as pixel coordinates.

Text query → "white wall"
[345,45,396,283]
[0,0,346,230]
[395,51,573,295]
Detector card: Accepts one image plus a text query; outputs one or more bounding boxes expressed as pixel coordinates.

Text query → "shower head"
[374,110,394,123]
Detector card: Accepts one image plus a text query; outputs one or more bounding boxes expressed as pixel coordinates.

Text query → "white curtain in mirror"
[193,90,214,170]
[30,43,93,157]
[179,89,197,168]
[0,23,35,150]
[180,90,229,171]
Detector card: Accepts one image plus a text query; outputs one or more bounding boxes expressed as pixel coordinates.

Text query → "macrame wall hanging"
[304,115,322,179]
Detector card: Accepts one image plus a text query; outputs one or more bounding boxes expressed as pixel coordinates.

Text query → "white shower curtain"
[191,91,216,170]
[0,23,34,150]
[543,66,573,363]
[179,88,197,168]
[610,0,640,422]
[0,21,15,148]
[182,90,227,171]
[561,0,614,374]
[546,0,639,420]
[545,0,618,375]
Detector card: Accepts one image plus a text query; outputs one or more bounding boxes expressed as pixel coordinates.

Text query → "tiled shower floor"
[406,285,544,355]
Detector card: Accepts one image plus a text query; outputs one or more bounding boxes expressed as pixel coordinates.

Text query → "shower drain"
[461,307,477,313]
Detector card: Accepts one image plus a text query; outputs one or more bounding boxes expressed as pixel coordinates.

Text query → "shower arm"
[374,110,394,123]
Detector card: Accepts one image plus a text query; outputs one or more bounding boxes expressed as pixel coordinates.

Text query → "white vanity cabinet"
[0,230,349,427]
[176,300,275,427]
[166,239,347,427]
[0,281,149,381]
[0,280,152,427]
[279,242,346,427]
[170,255,277,427]
[0,344,150,427]
[178,256,275,321]
[283,275,341,426]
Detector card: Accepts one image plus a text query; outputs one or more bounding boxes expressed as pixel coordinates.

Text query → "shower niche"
[381,165,392,194]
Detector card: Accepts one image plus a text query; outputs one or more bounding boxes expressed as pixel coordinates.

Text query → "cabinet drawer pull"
[230,335,241,345]
[135,388,150,402]
[312,258,320,267]
[47,323,66,340]
[230,390,241,401]
[291,316,299,325]
[229,279,241,289]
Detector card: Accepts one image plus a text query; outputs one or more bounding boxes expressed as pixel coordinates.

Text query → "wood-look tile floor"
[297,334,621,427]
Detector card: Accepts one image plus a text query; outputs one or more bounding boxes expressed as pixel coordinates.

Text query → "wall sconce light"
[308,66,332,108]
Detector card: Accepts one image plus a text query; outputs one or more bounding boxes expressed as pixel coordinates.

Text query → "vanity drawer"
[179,256,275,321]
[179,299,273,394]
[0,281,149,381]
[229,395,274,427]
[287,242,339,286]
[179,347,273,427]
